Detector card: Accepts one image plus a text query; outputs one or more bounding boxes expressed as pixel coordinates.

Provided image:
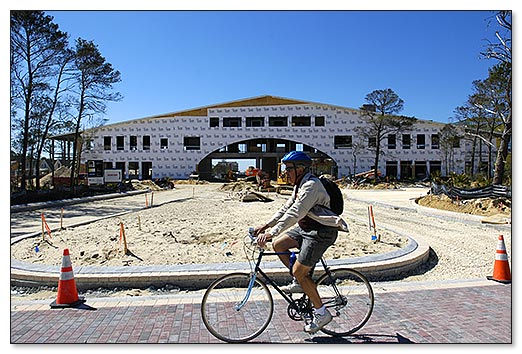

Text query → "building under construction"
[55,95,483,182]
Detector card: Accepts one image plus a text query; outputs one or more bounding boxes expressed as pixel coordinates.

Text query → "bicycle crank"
[287,297,313,321]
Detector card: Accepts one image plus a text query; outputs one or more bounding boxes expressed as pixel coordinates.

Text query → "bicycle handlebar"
[248,227,256,240]
[247,227,268,251]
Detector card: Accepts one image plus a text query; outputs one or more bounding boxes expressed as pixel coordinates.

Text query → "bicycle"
[201,228,374,343]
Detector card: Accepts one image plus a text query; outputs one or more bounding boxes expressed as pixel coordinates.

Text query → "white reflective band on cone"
[60,271,75,281]
[62,257,72,268]
[495,253,508,261]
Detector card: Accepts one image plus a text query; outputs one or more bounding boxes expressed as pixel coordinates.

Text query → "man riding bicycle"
[254,151,349,334]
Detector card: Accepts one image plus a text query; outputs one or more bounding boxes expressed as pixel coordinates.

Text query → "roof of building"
[154,95,313,118]
[107,94,333,127]
[50,94,445,139]
[51,95,314,139]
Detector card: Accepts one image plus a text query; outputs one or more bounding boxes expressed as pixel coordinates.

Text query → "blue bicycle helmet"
[281,151,312,166]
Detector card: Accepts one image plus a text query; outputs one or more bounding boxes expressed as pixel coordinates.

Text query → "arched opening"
[197,138,338,181]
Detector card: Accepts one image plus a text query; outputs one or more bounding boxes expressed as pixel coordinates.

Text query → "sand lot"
[11,182,511,300]
[11,183,406,268]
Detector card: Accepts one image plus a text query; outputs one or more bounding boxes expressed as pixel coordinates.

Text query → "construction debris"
[219,180,257,192]
[130,180,163,191]
[174,179,208,185]
[241,191,273,203]
[417,194,511,217]
[219,181,273,202]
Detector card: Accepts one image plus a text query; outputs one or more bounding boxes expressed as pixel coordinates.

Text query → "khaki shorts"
[286,226,338,267]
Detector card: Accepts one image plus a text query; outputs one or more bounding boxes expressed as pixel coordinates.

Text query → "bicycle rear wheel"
[316,268,374,336]
[201,272,274,343]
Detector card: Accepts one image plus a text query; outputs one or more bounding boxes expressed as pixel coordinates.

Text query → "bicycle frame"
[237,248,341,317]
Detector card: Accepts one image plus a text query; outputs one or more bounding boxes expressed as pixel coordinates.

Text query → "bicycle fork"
[234,272,258,311]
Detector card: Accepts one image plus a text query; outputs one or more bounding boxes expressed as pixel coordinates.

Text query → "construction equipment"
[226,169,237,181]
[245,166,259,177]
[244,166,259,183]
[255,169,272,190]
[275,163,293,194]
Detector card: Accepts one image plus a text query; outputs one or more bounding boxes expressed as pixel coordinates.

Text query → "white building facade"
[81,96,471,181]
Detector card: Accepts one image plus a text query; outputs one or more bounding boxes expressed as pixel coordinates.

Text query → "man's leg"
[272,234,299,268]
[294,260,333,333]
[292,261,322,308]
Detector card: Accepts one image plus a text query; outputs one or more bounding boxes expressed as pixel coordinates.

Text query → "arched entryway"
[196,138,337,181]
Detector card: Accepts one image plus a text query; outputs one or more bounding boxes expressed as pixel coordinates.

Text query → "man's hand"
[256,233,272,248]
[253,225,269,237]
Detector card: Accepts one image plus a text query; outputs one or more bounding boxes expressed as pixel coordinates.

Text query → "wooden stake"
[370,206,377,234]
[120,222,128,254]
[60,208,64,230]
[145,194,149,208]
[369,205,379,242]
[41,213,45,241]
[151,192,154,207]
[138,215,141,231]
[367,206,372,232]
[41,213,52,241]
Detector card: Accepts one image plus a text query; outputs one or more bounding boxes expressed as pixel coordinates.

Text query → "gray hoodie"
[267,172,349,237]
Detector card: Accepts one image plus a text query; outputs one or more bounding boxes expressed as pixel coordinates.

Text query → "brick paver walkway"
[11,280,511,344]
[11,187,513,344]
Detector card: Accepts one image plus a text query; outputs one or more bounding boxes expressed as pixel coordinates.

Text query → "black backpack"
[318,176,344,215]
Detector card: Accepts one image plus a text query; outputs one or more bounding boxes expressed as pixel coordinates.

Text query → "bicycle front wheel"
[316,268,374,336]
[201,273,274,343]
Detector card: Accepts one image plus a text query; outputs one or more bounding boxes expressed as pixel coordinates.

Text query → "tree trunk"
[69,124,81,190]
[470,137,476,176]
[492,119,511,185]
[487,145,493,179]
[20,117,29,191]
[487,126,497,179]
[470,124,481,176]
[373,144,380,183]
[35,151,41,190]
[19,29,35,192]
[20,84,32,191]
[35,61,66,191]
[70,92,85,190]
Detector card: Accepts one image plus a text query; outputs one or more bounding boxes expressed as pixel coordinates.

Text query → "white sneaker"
[304,309,332,334]
[280,279,303,294]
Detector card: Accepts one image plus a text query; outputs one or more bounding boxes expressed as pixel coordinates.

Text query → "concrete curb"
[10,234,430,290]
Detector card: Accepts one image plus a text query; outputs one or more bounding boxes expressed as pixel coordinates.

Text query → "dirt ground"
[416,193,511,218]
[10,181,511,268]
[352,181,511,219]
[11,182,408,268]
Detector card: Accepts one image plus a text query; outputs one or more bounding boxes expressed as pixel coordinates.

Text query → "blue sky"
[44,10,503,125]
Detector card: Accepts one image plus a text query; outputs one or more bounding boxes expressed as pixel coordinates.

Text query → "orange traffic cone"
[50,248,86,308]
[487,235,511,284]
